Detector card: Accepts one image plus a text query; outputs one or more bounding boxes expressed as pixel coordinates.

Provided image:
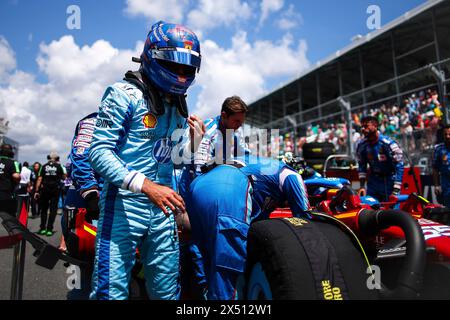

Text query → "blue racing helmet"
[140,21,201,95]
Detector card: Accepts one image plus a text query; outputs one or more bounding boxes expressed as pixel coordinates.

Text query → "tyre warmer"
[280,217,349,300]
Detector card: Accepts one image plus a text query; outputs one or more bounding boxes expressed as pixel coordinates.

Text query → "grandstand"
[246,0,449,162]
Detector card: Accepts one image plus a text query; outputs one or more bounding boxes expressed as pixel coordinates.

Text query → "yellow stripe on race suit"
[83,225,97,236]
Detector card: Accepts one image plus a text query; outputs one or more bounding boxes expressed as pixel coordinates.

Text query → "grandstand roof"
[248,0,445,107]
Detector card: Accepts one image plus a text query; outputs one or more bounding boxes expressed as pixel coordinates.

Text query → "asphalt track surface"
[0,209,73,300]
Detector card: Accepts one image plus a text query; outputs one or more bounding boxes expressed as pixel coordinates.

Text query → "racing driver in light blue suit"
[89,21,204,300]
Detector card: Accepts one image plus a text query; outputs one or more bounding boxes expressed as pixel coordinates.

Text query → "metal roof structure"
[247,0,450,132]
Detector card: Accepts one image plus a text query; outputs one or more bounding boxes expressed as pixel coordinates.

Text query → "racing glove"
[83,190,100,223]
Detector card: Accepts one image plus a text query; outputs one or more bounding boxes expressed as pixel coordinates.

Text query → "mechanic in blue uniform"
[356,116,404,202]
[186,156,311,300]
[59,112,103,249]
[88,21,204,300]
[175,95,250,299]
[69,112,103,221]
[433,124,450,208]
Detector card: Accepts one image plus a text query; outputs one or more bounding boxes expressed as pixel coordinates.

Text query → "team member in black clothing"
[0,144,21,216]
[34,152,66,236]
[29,162,41,218]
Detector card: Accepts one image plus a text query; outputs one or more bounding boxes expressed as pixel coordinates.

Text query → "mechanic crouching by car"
[356,116,404,202]
[186,155,311,300]
[433,124,450,208]
[88,21,204,300]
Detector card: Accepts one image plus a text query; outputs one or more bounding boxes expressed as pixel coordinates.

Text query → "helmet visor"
[151,48,201,70]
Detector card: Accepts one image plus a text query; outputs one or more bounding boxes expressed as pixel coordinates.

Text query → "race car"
[252,160,450,300]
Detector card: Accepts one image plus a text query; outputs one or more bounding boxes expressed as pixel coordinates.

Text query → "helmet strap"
[123,70,165,116]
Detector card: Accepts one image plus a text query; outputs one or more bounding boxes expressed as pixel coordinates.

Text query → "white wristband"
[122,171,146,193]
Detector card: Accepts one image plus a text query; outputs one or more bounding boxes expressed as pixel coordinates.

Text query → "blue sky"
[0,0,426,162]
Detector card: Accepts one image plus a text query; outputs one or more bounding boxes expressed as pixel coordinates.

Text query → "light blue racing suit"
[89,81,188,300]
[187,157,310,300]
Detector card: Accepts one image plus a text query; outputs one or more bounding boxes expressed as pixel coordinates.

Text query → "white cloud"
[124,0,188,23]
[187,0,252,36]
[0,36,143,162]
[124,0,253,38]
[0,36,16,82]
[192,31,309,118]
[0,5,309,162]
[277,4,303,30]
[259,0,284,26]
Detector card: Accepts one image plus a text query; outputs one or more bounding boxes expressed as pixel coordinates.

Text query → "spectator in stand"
[352,113,361,133]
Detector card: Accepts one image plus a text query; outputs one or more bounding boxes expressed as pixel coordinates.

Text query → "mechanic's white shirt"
[20,166,31,184]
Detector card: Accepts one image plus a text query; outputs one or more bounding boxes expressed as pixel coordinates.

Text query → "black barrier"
[9,196,28,300]
[0,197,85,300]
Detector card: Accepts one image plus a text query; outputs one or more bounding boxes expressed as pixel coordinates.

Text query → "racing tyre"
[245,218,377,300]
[302,142,336,160]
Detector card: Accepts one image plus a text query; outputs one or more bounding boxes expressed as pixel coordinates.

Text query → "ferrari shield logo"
[143,113,157,129]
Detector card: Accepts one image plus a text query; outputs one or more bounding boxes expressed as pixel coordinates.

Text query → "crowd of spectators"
[276,88,446,156]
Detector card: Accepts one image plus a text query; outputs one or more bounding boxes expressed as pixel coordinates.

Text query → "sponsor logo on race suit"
[76,147,85,155]
[96,119,113,128]
[73,141,90,148]
[153,138,172,164]
[76,134,93,143]
[78,128,94,136]
[143,113,158,129]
